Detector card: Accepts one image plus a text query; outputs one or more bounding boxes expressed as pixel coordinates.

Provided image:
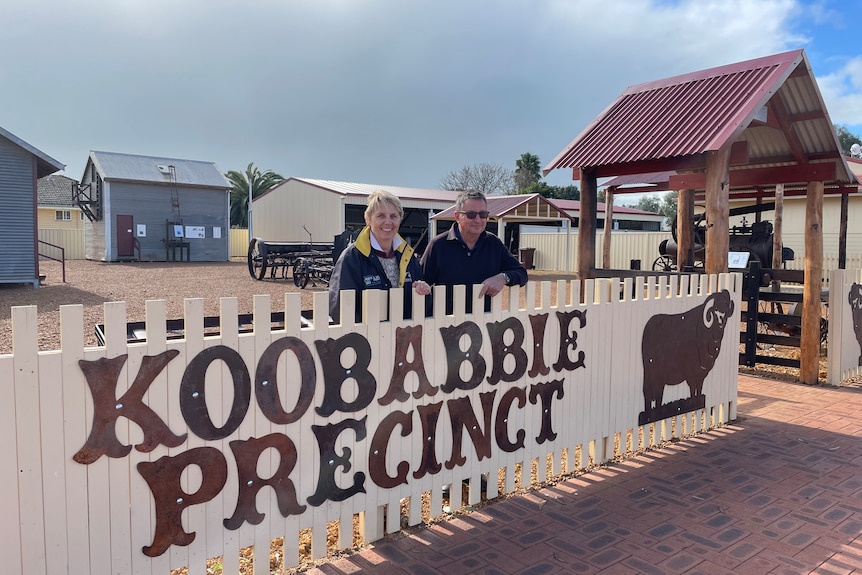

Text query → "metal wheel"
[247,238,267,280]
[652,255,676,272]
[293,258,310,288]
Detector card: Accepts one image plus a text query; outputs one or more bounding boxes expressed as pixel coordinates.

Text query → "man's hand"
[412,280,431,296]
[477,273,506,298]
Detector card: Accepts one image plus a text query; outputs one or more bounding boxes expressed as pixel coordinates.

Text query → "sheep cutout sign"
[849,283,862,366]
[639,289,735,425]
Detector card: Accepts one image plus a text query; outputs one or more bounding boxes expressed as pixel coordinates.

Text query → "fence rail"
[1,274,740,574]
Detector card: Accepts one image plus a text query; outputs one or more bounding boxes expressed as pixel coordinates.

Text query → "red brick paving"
[306,375,862,574]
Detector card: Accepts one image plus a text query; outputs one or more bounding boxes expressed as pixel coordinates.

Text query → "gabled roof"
[548,198,664,219]
[87,151,230,189]
[544,49,857,194]
[37,174,79,207]
[432,193,573,222]
[0,126,64,178]
[263,177,461,203]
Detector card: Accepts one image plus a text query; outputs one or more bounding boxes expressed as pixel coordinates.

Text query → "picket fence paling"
[2,274,740,575]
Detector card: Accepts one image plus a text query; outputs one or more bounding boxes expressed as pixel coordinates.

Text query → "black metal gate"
[739,261,827,369]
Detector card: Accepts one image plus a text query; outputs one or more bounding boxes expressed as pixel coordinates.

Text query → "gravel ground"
[0,259,322,354]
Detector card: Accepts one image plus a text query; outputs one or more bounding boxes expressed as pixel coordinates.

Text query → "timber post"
[578,167,598,278]
[602,188,614,268]
[800,180,824,384]
[677,188,694,269]
[705,146,731,274]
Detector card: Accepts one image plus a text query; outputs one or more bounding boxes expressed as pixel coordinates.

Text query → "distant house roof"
[87,151,230,189]
[432,193,573,222]
[0,126,64,178]
[544,49,858,195]
[260,177,461,203]
[548,198,664,220]
[37,174,79,207]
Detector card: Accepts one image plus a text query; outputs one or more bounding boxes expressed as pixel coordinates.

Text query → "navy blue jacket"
[329,226,424,322]
[420,225,527,314]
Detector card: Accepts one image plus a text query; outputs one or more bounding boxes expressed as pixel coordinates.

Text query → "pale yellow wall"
[38,207,84,230]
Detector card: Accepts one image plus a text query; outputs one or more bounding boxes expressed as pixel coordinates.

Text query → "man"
[421,189,527,314]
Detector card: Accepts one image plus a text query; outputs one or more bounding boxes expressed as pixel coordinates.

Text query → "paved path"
[307,374,862,574]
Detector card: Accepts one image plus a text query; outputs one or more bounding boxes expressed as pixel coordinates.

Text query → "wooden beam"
[602,188,614,268]
[677,189,694,269]
[573,141,748,180]
[705,146,731,274]
[669,162,837,190]
[578,168,598,278]
[768,97,809,165]
[800,180,824,384]
[839,192,848,269]
[771,184,784,270]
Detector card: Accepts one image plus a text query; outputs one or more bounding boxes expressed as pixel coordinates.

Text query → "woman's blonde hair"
[364,189,403,221]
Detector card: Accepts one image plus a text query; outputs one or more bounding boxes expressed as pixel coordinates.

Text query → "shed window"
[55,210,72,221]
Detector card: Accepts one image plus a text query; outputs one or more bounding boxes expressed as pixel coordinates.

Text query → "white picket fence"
[1,274,741,575]
[828,269,862,385]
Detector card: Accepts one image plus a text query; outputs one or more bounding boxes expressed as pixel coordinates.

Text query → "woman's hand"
[412,280,431,296]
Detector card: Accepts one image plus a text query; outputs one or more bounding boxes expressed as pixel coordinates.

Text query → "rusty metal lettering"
[138,447,228,557]
[485,317,528,385]
[553,310,587,372]
[256,336,316,424]
[379,324,437,405]
[444,391,496,469]
[306,417,367,506]
[412,401,443,480]
[74,351,186,464]
[369,410,413,488]
[495,386,526,453]
[223,433,306,530]
[528,379,564,443]
[314,333,376,417]
[528,313,551,377]
[180,345,251,440]
[439,321,486,393]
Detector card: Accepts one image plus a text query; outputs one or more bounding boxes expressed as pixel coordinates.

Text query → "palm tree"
[514,152,541,192]
[226,163,285,228]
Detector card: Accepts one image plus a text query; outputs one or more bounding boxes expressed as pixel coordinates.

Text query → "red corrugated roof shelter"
[544,49,857,383]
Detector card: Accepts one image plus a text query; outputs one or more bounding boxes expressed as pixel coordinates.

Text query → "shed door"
[117,215,135,257]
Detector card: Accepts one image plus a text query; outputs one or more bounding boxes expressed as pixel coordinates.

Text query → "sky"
[2,0,861,197]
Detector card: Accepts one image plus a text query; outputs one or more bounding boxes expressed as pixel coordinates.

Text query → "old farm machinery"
[652,203,794,272]
[247,228,356,288]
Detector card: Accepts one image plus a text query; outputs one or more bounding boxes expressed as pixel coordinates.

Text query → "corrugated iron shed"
[0,125,64,178]
[544,49,857,193]
[87,151,230,189]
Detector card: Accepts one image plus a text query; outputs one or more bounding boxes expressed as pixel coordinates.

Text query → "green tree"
[514,152,542,192]
[226,163,284,228]
[835,123,862,156]
[520,181,580,199]
[659,191,678,230]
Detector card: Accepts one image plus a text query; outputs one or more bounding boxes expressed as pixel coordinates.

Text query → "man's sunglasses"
[460,210,489,220]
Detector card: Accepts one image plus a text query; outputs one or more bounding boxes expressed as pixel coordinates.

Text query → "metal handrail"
[38,239,66,283]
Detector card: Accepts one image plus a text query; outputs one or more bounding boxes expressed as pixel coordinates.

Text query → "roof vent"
[157,164,171,175]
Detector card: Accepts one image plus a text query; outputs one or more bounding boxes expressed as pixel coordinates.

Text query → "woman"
[329,190,431,322]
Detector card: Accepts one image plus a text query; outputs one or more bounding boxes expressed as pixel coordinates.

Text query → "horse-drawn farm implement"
[246,229,355,288]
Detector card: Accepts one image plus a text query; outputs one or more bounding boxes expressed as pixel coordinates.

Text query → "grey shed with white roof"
[76,151,231,262]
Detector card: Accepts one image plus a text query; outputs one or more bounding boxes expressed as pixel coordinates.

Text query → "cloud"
[818,57,862,128]
[1,0,859,188]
